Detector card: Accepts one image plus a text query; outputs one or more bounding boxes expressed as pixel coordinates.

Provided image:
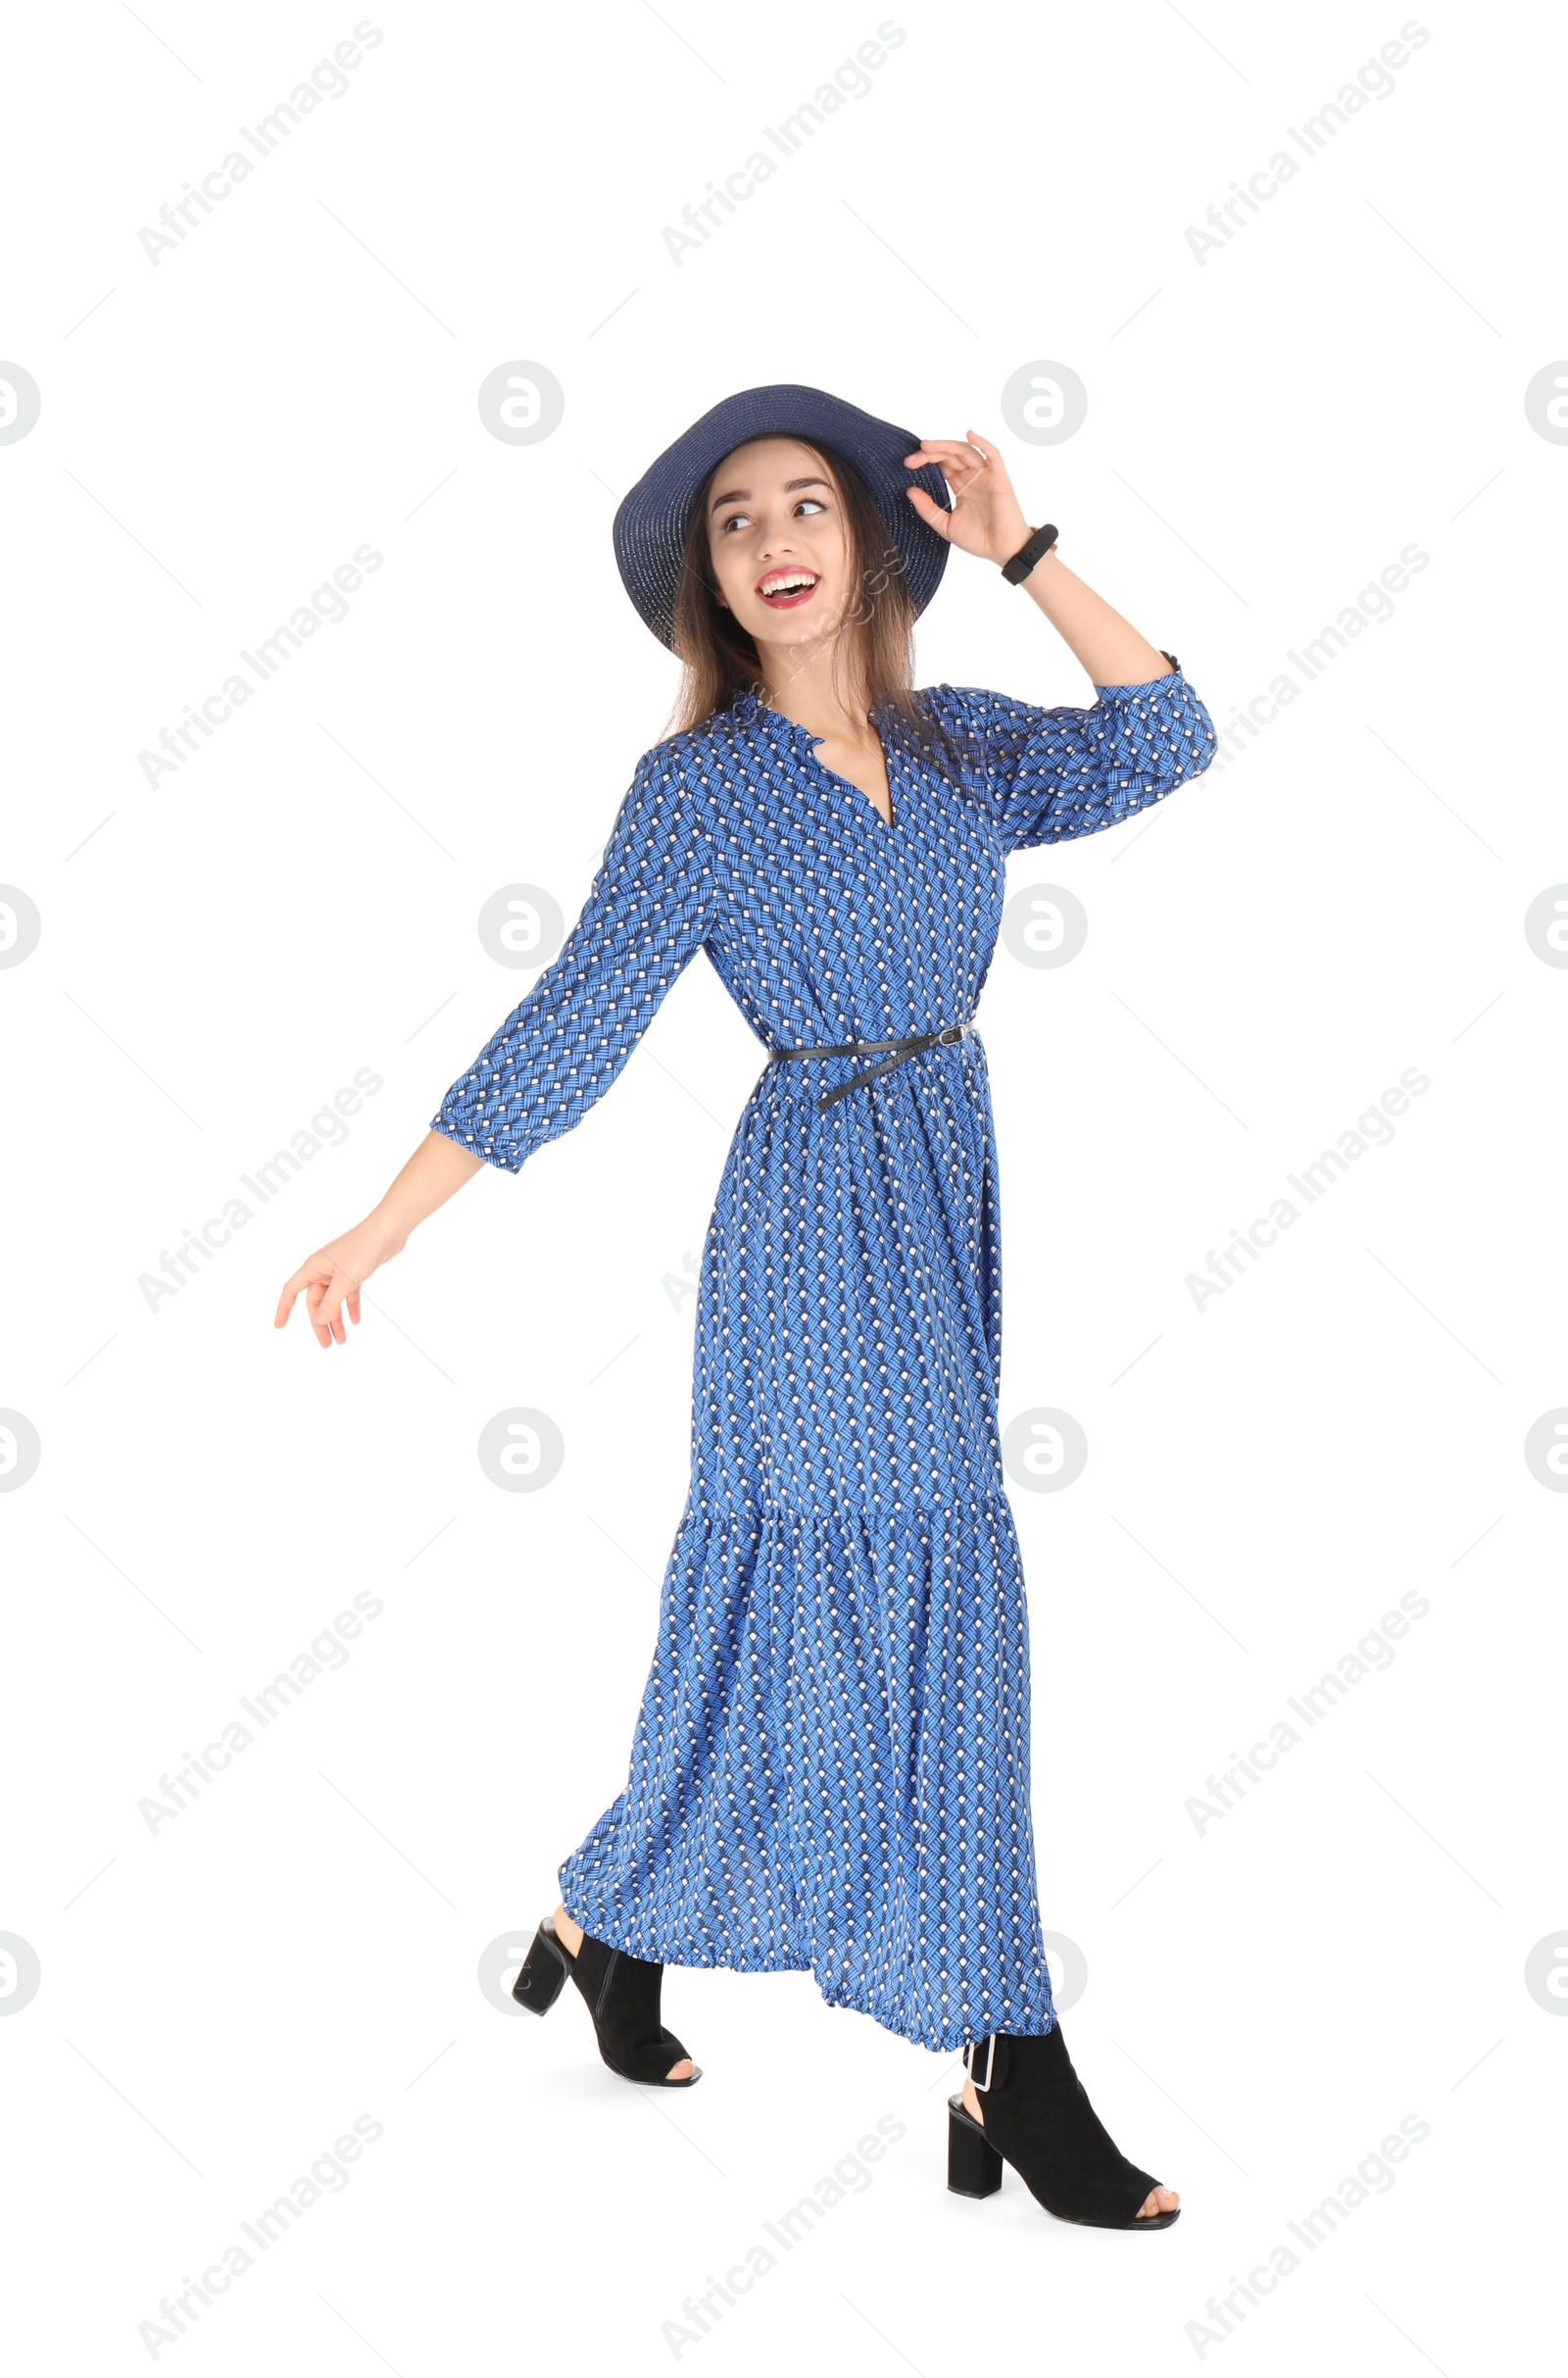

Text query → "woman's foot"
[552,1904,695,2083]
[960,2058,1178,2220]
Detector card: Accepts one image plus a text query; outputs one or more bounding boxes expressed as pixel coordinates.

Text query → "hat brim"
[612,383,954,651]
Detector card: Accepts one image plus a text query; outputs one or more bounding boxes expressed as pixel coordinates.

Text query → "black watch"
[1001,522,1058,584]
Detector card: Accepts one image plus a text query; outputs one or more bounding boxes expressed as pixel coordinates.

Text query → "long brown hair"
[660,438,960,774]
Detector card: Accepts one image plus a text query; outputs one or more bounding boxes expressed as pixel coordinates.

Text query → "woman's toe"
[1138,2185,1180,2217]
[666,2056,695,2081]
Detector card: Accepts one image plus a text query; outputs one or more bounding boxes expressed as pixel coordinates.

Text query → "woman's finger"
[964,432,1018,489]
[906,485,991,539]
[907,451,993,503]
[306,1270,346,1348]
[274,1258,327,1328]
[905,438,990,471]
[330,1261,365,1335]
[903,486,953,536]
[323,1269,352,1343]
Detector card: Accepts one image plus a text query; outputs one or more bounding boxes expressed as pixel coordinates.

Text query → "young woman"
[277,385,1217,2230]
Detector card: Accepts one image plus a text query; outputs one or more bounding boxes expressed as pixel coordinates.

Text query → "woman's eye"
[718,498,825,533]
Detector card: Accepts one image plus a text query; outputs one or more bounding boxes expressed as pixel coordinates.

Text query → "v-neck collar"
[729,688,898,834]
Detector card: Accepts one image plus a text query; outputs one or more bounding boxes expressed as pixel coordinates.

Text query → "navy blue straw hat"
[612,383,954,650]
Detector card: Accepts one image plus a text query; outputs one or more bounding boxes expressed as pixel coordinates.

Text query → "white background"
[3,1,1562,2369]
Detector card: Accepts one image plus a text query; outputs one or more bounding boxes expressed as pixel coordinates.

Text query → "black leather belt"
[768,1020,973,1112]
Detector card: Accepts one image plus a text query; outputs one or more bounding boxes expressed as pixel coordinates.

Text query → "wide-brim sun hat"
[612,383,955,651]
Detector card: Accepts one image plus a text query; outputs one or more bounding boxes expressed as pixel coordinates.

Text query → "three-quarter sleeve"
[934,663,1218,854]
[430,744,716,1174]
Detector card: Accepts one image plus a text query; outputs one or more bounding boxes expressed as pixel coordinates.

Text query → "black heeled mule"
[947,2023,1179,2229]
[512,1912,701,2088]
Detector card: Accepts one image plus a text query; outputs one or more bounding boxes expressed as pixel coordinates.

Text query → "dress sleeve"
[935,661,1218,855]
[429,744,716,1175]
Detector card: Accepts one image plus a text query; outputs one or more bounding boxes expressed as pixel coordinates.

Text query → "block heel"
[511,1916,571,2015]
[950,2027,1180,2229]
[947,2098,1004,2197]
[512,1912,701,2088]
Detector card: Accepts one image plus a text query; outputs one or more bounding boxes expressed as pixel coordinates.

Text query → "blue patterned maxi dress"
[432,667,1217,2054]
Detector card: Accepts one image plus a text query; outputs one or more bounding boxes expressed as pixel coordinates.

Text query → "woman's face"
[703,435,853,651]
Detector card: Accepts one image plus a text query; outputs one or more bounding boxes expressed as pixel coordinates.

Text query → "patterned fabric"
[432,669,1217,2052]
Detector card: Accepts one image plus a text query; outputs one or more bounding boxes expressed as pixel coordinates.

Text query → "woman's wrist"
[372,1201,413,1247]
[989,512,1035,570]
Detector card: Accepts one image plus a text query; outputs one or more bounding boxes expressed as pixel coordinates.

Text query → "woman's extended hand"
[273,1130,485,1349]
[274,1213,407,1348]
[902,431,1034,569]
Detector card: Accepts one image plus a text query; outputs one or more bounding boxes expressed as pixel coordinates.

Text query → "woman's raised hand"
[903,430,1034,570]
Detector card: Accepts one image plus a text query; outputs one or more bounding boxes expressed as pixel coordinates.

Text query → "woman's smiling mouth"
[757,569,820,611]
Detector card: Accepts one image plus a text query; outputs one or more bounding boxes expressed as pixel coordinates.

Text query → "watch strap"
[1001,522,1059,585]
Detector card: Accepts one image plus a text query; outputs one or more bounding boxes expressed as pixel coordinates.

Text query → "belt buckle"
[938,1023,964,1048]
[962,2035,995,2093]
